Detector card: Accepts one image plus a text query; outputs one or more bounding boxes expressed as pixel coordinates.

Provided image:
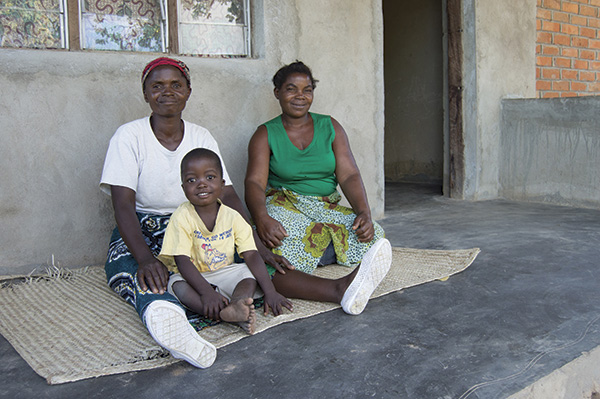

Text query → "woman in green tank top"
[244,61,391,316]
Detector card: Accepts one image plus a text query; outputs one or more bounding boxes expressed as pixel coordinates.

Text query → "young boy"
[159,148,292,339]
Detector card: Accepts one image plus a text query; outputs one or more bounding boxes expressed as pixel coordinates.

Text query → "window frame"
[3,0,251,57]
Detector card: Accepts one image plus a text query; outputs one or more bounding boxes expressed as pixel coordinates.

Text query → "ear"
[274,87,280,100]
[143,90,149,103]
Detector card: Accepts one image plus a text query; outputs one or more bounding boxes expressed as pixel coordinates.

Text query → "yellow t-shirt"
[158,201,257,273]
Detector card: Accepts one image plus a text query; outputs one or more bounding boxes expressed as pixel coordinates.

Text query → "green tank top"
[264,112,337,196]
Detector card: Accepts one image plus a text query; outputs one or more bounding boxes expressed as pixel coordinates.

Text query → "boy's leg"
[219,278,257,334]
[105,224,216,368]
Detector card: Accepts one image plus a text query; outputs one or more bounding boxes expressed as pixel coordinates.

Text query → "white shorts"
[167,263,263,301]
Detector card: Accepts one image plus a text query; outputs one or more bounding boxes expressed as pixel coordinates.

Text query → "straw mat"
[0,247,479,385]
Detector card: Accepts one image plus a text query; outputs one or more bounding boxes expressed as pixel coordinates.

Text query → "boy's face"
[181,157,224,208]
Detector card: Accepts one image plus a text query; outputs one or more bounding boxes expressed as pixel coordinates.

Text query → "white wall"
[0,0,384,274]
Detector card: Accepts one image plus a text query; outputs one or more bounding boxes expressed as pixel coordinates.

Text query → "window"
[0,0,67,49]
[0,0,251,56]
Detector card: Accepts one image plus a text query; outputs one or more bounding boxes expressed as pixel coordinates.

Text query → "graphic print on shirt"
[200,242,228,270]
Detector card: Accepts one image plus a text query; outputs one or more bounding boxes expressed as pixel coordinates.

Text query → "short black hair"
[181,148,223,179]
[272,60,318,90]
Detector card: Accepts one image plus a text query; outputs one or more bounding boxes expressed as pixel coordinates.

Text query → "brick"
[571,15,588,26]
[562,69,579,79]
[573,0,590,3]
[572,37,590,47]
[536,67,541,79]
[561,23,579,35]
[590,39,600,49]
[537,55,553,66]
[562,47,579,57]
[580,70,596,80]
[580,27,597,38]
[555,34,571,45]
[542,68,561,79]
[560,92,579,97]
[563,2,580,13]
[588,81,600,90]
[537,8,552,20]
[543,92,561,98]
[580,5,598,16]
[536,80,552,90]
[543,20,561,32]
[545,0,562,9]
[538,31,553,44]
[571,81,588,90]
[574,59,590,68]
[555,57,572,67]
[591,0,600,6]
[537,19,543,30]
[580,49,596,59]
[543,45,560,55]
[590,60,600,69]
[553,81,570,90]
[553,11,570,23]
[591,18,600,28]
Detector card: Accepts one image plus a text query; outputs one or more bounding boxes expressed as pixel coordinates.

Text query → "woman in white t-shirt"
[100,57,288,369]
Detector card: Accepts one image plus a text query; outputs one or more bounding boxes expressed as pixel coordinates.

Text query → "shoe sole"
[341,238,392,315]
[145,301,217,368]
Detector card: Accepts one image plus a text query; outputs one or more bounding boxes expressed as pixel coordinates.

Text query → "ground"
[1,183,599,398]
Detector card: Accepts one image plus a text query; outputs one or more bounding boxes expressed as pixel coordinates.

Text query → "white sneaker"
[144,300,217,368]
[341,238,392,315]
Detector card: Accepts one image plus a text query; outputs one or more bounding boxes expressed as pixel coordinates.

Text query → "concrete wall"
[461,0,537,200]
[500,97,600,209]
[383,0,444,185]
[0,0,384,275]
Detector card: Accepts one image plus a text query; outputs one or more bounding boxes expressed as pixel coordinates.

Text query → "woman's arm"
[244,126,290,251]
[111,185,170,294]
[220,138,294,273]
[330,118,375,243]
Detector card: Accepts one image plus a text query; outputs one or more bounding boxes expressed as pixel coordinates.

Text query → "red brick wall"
[537,0,600,97]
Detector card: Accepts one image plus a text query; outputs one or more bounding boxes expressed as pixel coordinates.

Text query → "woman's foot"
[341,238,392,315]
[220,297,256,334]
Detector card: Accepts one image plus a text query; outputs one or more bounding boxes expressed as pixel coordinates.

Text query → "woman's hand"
[137,257,170,294]
[255,216,288,249]
[263,291,293,316]
[257,244,295,274]
[200,289,230,321]
[352,211,375,243]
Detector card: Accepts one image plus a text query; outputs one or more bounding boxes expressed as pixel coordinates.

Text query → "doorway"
[383,0,445,192]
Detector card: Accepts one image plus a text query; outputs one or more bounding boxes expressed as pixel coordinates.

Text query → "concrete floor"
[2,183,600,398]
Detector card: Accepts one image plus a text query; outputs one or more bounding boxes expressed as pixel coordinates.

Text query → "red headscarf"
[141,57,191,90]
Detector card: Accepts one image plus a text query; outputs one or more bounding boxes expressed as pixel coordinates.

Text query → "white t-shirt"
[100,117,232,215]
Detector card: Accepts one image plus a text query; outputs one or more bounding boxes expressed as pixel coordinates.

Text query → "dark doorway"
[383,0,444,191]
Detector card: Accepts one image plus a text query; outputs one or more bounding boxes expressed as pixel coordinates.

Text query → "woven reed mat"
[0,247,479,385]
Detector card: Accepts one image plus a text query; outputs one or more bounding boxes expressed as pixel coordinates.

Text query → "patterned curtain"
[81,0,166,52]
[0,0,65,49]
[179,0,248,56]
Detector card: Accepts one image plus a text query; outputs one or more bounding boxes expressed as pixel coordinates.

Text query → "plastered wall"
[0,0,384,274]
[461,0,537,200]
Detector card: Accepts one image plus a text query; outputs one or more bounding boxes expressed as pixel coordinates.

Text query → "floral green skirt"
[265,188,385,274]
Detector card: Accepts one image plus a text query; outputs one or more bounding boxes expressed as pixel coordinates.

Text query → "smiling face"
[143,65,191,117]
[181,156,225,209]
[274,72,314,118]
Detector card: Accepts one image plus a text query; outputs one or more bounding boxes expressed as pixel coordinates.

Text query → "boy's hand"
[200,290,230,320]
[137,257,169,294]
[263,291,293,316]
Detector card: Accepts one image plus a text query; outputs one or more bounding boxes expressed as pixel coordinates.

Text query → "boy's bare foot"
[220,297,256,335]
